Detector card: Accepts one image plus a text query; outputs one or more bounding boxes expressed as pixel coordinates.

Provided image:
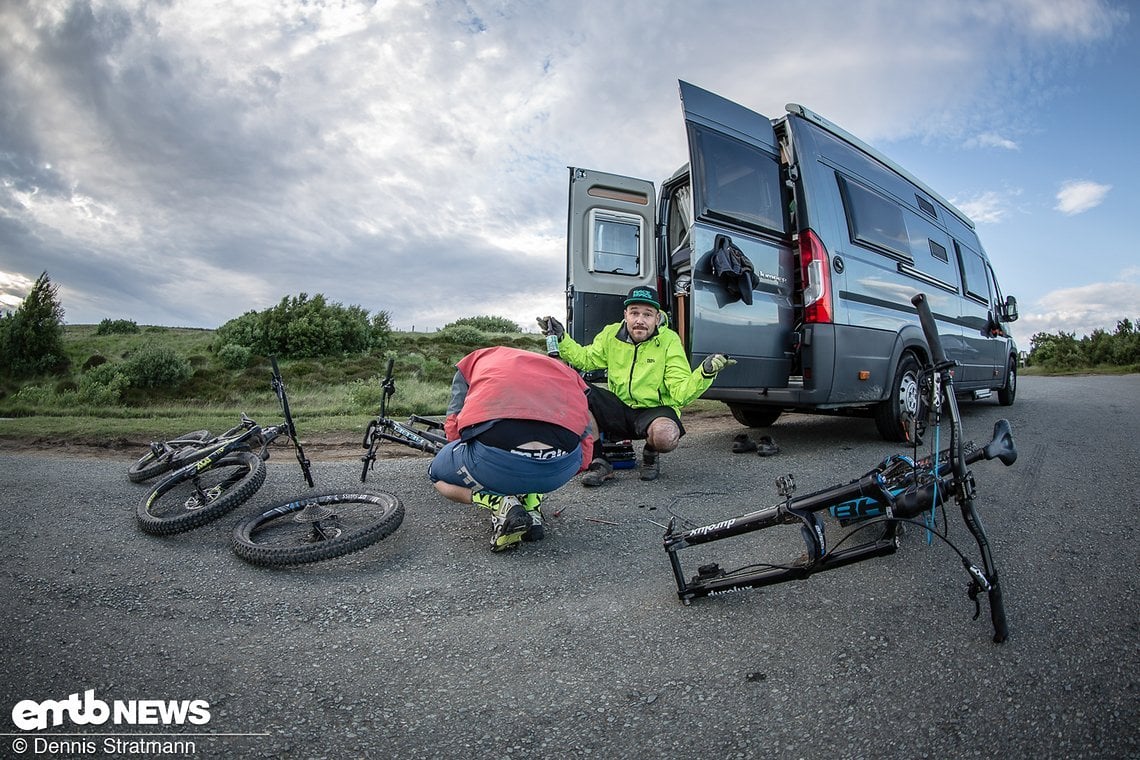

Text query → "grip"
[989,578,1009,644]
[911,293,948,365]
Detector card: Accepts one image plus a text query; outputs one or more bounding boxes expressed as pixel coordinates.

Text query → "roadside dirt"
[0,408,741,461]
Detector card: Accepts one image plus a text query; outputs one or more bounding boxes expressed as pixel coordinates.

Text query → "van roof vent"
[916,195,938,218]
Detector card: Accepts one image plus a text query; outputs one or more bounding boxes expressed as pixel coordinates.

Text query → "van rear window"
[689,126,786,235]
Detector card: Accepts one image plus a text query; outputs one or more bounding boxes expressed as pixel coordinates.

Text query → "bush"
[78,363,129,405]
[444,315,521,333]
[214,294,387,359]
[95,318,140,335]
[123,344,192,389]
[217,343,252,370]
[436,324,487,345]
[12,383,56,406]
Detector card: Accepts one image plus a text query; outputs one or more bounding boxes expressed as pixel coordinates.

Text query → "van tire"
[998,359,1017,406]
[728,404,782,428]
[875,353,924,442]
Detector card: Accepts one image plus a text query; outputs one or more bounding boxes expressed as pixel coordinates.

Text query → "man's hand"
[536,316,565,339]
[701,353,736,377]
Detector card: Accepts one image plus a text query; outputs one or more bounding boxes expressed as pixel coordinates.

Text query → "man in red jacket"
[428,346,594,552]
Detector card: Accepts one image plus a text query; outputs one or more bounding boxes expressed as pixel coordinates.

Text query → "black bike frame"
[663,294,1014,644]
[171,357,313,487]
[360,358,446,482]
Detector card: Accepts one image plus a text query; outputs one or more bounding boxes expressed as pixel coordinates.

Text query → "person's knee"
[646,418,680,452]
[433,480,473,504]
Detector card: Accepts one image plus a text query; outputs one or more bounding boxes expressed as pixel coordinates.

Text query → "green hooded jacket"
[557,322,713,415]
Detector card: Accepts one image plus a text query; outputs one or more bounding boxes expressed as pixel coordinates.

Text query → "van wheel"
[874,353,925,442]
[728,404,782,428]
[998,359,1016,406]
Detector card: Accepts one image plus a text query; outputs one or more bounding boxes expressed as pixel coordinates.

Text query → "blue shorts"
[428,439,584,496]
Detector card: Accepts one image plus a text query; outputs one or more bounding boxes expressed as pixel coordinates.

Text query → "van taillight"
[800,228,832,324]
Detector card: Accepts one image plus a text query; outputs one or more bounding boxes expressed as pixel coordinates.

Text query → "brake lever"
[964,562,991,621]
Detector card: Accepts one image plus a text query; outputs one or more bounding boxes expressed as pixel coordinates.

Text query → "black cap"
[623,286,661,310]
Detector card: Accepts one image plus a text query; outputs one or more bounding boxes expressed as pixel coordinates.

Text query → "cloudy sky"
[1,0,1135,342]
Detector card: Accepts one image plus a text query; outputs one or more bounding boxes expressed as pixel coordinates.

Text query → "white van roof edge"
[785,103,976,231]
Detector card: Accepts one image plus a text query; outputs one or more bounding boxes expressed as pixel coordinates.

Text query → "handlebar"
[911,293,947,366]
[911,293,1009,644]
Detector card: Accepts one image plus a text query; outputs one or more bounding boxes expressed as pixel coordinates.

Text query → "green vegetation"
[0,314,544,442]
[214,293,391,359]
[0,272,67,377]
[1024,319,1140,374]
[1,273,1135,447]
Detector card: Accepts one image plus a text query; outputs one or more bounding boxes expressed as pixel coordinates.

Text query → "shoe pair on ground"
[731,433,779,456]
[581,447,659,487]
[471,491,544,552]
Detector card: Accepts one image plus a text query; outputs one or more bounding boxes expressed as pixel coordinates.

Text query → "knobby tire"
[137,451,267,535]
[231,490,405,567]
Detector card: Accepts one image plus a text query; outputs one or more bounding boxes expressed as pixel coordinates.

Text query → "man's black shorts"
[586,385,684,440]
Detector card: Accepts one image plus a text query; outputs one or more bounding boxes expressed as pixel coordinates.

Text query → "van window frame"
[587,207,644,277]
[954,239,991,306]
[688,124,787,237]
[836,173,913,263]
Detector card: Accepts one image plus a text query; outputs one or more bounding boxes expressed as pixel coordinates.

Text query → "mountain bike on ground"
[663,293,1015,644]
[135,357,313,536]
[128,429,215,483]
[229,357,441,567]
[359,357,446,482]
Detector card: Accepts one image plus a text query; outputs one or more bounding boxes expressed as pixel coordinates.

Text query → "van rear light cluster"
[800,228,833,324]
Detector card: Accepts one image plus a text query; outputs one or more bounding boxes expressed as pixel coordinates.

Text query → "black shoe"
[640,448,660,481]
[581,458,614,487]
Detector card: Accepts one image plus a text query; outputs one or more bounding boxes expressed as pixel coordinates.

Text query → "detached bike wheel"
[127,429,211,483]
[137,451,267,535]
[231,491,404,567]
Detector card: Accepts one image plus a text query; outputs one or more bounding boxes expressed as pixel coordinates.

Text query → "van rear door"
[565,168,657,344]
[677,80,794,389]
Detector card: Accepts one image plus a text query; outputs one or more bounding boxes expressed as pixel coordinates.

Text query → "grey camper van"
[565,80,1019,442]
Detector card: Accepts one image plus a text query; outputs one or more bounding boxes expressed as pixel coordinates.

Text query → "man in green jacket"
[539,286,734,485]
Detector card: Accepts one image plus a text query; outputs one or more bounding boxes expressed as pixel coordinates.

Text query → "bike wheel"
[137,451,267,535]
[127,429,212,483]
[231,491,404,567]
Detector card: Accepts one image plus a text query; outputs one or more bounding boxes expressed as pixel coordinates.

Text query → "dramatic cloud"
[1054,180,1112,215]
[1017,276,1140,339]
[0,0,1132,329]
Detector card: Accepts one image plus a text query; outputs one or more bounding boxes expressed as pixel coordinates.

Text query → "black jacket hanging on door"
[710,234,760,305]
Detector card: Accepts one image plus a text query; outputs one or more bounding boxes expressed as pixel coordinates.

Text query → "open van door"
[565,168,657,344]
[676,80,794,389]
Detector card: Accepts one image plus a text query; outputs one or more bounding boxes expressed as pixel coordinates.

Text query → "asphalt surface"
[1,375,1137,759]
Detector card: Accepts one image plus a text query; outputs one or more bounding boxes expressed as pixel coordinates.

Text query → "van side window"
[955,240,990,303]
[588,209,642,276]
[689,125,786,235]
[837,175,910,260]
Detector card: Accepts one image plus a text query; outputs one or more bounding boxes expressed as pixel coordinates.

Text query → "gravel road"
[1,375,1137,759]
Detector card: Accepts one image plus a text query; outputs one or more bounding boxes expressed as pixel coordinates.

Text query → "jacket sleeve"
[661,333,715,408]
[442,369,470,441]
[556,327,612,372]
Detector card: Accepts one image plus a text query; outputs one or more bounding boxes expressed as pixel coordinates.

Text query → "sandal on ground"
[731,434,757,454]
[756,435,780,457]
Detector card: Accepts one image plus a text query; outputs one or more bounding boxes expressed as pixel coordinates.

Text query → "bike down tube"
[270,356,314,488]
[912,293,1008,643]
